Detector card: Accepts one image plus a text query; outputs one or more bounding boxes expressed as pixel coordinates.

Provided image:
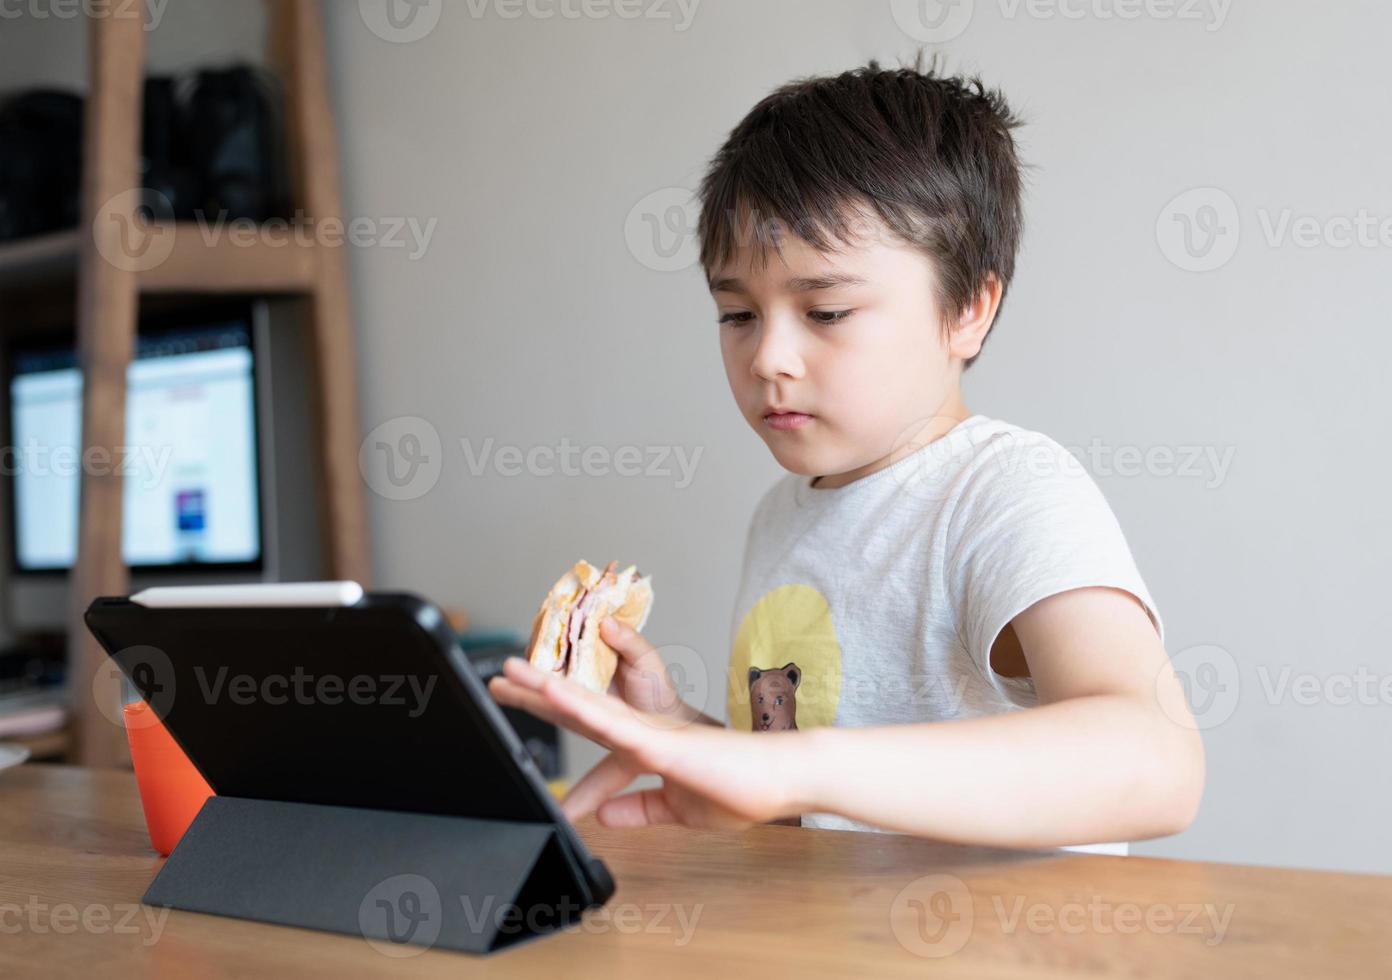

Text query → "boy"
[489,56,1204,851]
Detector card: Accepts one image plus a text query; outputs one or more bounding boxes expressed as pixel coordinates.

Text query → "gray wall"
[2,1,1385,873]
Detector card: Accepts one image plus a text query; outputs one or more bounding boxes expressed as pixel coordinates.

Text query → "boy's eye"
[718,311,755,325]
[808,309,852,324]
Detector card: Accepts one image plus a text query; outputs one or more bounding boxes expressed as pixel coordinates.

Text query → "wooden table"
[1,765,1386,978]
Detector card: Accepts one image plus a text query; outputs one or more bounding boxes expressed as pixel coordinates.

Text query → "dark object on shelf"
[183,66,290,222]
[0,64,289,246]
[141,76,200,219]
[0,91,83,242]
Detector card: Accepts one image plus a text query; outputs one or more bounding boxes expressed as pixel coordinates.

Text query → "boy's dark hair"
[697,53,1025,368]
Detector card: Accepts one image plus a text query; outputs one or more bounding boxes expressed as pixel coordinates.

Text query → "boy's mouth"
[763,410,814,431]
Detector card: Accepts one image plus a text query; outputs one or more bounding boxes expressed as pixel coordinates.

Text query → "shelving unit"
[0,0,371,766]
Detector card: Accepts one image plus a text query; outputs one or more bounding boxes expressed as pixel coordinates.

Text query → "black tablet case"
[84,592,614,955]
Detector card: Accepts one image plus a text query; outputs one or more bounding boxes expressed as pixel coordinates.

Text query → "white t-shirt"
[725,414,1163,855]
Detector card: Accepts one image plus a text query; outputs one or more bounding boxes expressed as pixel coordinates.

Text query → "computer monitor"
[5,304,264,574]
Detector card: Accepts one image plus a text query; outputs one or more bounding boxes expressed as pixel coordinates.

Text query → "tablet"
[83,582,614,908]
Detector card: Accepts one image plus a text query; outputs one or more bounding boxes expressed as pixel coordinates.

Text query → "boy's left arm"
[802,585,1205,846]
[488,586,1205,846]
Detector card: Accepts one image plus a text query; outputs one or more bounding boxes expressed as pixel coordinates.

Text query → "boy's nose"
[749,318,806,382]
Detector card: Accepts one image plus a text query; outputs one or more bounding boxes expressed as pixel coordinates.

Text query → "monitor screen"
[7,311,262,572]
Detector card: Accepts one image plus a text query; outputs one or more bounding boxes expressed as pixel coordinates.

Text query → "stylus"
[129,582,366,608]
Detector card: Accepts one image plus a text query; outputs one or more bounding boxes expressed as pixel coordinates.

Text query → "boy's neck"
[811,391,971,490]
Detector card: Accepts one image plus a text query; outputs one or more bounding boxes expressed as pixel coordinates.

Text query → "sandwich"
[525,560,654,694]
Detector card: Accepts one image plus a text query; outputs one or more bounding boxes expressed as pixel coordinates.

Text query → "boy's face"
[710,218,968,488]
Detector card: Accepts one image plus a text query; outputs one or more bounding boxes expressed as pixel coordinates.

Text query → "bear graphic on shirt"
[748,663,801,731]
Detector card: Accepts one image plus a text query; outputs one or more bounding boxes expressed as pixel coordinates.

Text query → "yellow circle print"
[729,584,843,732]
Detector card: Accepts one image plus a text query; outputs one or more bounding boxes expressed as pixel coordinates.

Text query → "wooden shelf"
[0,229,82,287]
[54,0,372,768]
[0,222,322,294]
[139,221,322,293]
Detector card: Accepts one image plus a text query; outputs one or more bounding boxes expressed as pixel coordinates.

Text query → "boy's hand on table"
[488,655,809,830]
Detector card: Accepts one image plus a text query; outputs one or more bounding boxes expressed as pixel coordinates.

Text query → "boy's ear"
[947,274,1004,362]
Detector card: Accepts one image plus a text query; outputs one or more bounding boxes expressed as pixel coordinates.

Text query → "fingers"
[600,617,655,665]
[561,752,641,822]
[491,658,660,755]
[596,789,678,828]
